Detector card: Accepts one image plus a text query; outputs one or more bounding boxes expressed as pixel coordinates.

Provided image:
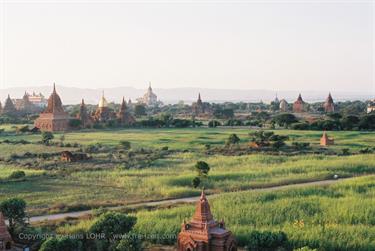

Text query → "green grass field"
[2,127,375,150]
[55,176,375,250]
[132,175,375,250]
[1,127,375,250]
[0,128,374,217]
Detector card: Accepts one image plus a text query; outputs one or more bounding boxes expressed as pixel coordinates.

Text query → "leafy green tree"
[0,198,26,229]
[8,171,26,179]
[226,134,240,146]
[192,177,201,188]
[39,237,82,251]
[116,234,142,251]
[273,113,298,128]
[119,141,131,150]
[358,114,375,130]
[69,119,82,128]
[89,212,137,244]
[158,113,173,127]
[249,130,288,149]
[134,105,146,117]
[249,130,275,147]
[41,131,54,145]
[340,115,359,130]
[208,120,221,128]
[327,112,342,120]
[195,161,210,177]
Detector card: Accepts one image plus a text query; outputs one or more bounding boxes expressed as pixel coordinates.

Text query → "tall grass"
[133,176,375,250]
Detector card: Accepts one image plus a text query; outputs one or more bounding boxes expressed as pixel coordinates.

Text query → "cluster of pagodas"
[275,93,335,113]
[34,84,136,132]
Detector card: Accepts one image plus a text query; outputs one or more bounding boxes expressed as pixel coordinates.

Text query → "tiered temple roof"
[34,84,70,131]
[2,95,17,115]
[323,93,335,113]
[178,190,237,251]
[117,97,135,125]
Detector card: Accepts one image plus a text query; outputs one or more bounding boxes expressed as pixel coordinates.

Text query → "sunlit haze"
[0,0,374,93]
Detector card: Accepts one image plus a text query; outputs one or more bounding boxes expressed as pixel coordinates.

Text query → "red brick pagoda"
[0,212,13,251]
[293,94,306,113]
[117,97,135,126]
[320,131,334,146]
[323,93,335,113]
[34,83,70,132]
[178,190,237,251]
[76,99,93,128]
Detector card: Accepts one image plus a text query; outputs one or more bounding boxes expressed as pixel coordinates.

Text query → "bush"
[194,161,210,177]
[116,233,143,251]
[291,122,310,130]
[119,141,131,150]
[8,171,26,179]
[39,237,82,251]
[273,113,298,128]
[246,230,288,251]
[69,119,82,128]
[226,134,240,146]
[208,120,221,128]
[41,131,54,145]
[89,212,137,242]
[0,198,27,228]
[192,177,201,188]
[359,148,373,154]
[292,142,310,150]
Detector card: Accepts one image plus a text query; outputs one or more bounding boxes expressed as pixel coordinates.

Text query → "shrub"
[273,113,298,128]
[192,177,201,188]
[292,142,310,150]
[8,171,26,179]
[116,233,143,251]
[89,212,137,242]
[41,131,54,145]
[291,122,310,130]
[359,148,373,154]
[39,237,82,251]
[246,230,288,251]
[208,120,221,128]
[0,198,27,228]
[226,134,240,146]
[341,148,350,156]
[119,141,131,150]
[194,161,210,177]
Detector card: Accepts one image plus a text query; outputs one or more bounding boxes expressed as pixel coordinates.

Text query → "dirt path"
[26,176,359,223]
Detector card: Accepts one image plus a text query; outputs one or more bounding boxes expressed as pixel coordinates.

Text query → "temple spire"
[192,188,214,223]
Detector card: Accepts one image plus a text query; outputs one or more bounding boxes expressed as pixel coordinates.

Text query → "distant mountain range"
[0,85,373,105]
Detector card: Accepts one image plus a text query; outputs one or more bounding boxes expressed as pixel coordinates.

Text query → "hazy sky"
[0,0,374,92]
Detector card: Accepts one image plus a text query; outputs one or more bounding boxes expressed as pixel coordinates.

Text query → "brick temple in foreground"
[177,190,237,251]
[34,83,70,132]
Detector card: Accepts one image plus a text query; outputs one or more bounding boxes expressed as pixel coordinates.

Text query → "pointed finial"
[81,98,85,105]
[53,82,56,93]
[200,187,206,199]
